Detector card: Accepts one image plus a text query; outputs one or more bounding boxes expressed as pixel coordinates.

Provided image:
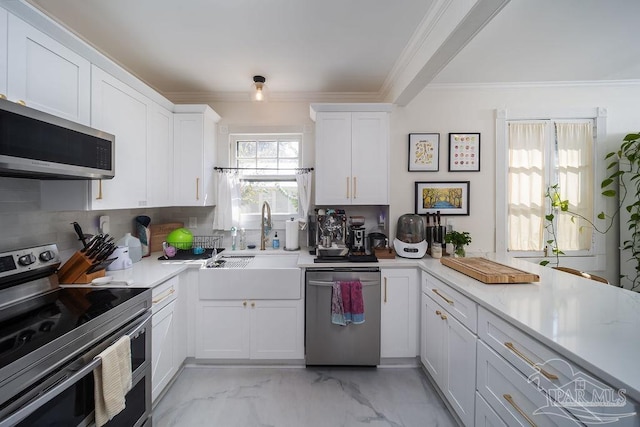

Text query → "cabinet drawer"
[476,392,508,427]
[422,272,477,333]
[477,341,579,426]
[152,275,179,313]
[478,307,640,426]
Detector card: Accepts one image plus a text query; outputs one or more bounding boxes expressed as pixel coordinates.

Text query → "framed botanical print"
[408,133,440,171]
[448,133,480,172]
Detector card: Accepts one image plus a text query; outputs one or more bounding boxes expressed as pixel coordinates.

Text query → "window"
[496,108,607,269]
[231,134,301,226]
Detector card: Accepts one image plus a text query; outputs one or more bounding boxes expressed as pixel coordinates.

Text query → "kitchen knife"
[85,257,117,275]
[72,222,88,248]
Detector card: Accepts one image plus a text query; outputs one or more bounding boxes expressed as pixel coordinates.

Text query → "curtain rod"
[214,166,314,172]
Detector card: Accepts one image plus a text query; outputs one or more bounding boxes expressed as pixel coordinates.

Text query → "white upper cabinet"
[173,105,220,206]
[90,65,149,209]
[0,9,8,96]
[147,103,174,207]
[311,103,392,205]
[6,14,90,125]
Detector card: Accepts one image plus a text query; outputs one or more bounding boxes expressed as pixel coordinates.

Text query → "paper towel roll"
[285,218,299,250]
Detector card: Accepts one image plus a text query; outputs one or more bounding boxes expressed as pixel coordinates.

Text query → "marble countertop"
[420,253,640,403]
[60,248,640,401]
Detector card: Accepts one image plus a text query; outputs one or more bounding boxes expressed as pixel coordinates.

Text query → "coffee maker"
[348,216,366,255]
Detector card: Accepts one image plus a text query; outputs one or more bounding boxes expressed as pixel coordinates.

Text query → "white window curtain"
[555,122,593,251]
[507,122,546,251]
[212,172,240,231]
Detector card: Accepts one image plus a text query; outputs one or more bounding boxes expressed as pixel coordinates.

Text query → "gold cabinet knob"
[243,301,247,307]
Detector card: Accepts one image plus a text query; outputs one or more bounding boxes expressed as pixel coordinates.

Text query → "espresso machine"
[348,216,366,255]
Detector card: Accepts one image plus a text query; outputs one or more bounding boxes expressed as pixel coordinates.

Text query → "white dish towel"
[93,335,132,427]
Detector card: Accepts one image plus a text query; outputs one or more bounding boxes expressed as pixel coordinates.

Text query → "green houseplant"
[445,231,472,257]
[540,132,640,291]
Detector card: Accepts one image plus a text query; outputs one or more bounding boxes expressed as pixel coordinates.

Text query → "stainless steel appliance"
[348,216,366,255]
[314,209,349,261]
[0,244,152,427]
[305,268,381,366]
[0,98,115,180]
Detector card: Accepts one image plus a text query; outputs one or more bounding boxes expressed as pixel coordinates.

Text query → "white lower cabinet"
[196,299,304,360]
[475,392,507,427]
[477,341,579,426]
[421,272,477,426]
[151,276,180,403]
[380,268,418,358]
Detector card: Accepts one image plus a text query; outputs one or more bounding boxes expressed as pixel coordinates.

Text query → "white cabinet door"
[90,65,149,209]
[173,273,188,369]
[421,292,445,383]
[147,103,174,207]
[195,301,250,359]
[7,14,90,125]
[0,9,8,96]
[173,107,218,206]
[152,300,176,403]
[314,112,352,205]
[381,268,418,358]
[351,112,389,204]
[250,300,304,359]
[444,309,477,427]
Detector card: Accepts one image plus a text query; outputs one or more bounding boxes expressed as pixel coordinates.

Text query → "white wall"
[391,82,640,281]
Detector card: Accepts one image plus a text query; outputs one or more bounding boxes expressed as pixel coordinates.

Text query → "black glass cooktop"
[0,287,146,370]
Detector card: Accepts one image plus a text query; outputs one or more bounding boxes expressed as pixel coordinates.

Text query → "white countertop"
[420,253,640,403]
[60,248,640,401]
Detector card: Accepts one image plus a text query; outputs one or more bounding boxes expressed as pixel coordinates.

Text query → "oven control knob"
[17,253,36,266]
[39,251,55,262]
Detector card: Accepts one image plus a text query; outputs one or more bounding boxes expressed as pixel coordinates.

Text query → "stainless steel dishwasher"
[305,267,381,366]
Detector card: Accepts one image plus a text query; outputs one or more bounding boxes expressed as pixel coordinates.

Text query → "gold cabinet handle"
[346,177,350,199]
[435,310,442,315]
[96,180,103,200]
[353,176,357,199]
[503,394,537,427]
[0,94,6,100]
[504,342,558,380]
[152,288,175,304]
[16,99,26,106]
[384,277,387,303]
[251,301,255,308]
[196,177,200,200]
[440,313,447,320]
[432,288,454,305]
[243,301,247,307]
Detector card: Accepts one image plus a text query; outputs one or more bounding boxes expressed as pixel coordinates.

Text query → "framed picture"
[408,133,440,171]
[415,181,470,216]
[448,133,480,171]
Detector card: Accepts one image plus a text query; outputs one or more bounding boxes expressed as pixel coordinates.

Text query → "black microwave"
[0,98,114,180]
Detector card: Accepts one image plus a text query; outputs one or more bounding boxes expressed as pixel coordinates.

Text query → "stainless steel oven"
[0,244,152,427]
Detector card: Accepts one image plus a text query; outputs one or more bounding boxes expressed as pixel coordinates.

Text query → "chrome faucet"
[260,201,272,250]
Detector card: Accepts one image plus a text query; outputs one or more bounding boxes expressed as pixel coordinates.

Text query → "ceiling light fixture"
[252,75,267,102]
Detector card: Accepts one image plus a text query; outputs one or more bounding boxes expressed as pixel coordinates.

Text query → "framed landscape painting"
[415,181,470,215]
[408,133,440,171]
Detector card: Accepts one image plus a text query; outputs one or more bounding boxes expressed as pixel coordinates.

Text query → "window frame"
[229,133,302,229]
[495,108,607,271]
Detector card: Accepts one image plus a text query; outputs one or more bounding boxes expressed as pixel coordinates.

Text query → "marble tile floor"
[152,366,457,427]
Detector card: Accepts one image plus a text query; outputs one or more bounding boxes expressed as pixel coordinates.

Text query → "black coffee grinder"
[349,216,366,255]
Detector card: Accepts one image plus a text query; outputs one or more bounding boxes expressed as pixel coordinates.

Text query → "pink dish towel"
[349,280,365,324]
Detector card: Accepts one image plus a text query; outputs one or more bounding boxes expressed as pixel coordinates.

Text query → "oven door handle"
[307,280,380,287]
[0,311,151,427]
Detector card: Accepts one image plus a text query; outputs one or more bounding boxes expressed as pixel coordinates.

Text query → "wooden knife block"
[57,251,105,284]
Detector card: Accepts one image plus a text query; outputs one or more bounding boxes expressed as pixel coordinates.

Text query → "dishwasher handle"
[307,279,380,287]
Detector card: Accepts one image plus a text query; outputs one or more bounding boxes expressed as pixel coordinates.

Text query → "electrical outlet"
[189,217,197,228]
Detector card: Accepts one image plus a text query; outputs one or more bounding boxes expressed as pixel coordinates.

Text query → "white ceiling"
[24,0,640,103]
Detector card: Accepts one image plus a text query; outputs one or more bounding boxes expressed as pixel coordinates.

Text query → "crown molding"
[425,79,640,90]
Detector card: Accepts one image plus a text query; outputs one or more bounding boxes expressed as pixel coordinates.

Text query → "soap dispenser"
[272,232,280,249]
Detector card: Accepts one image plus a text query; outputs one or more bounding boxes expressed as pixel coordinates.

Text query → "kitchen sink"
[199,255,301,300]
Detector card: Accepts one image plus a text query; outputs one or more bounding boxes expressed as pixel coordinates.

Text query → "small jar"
[431,246,442,259]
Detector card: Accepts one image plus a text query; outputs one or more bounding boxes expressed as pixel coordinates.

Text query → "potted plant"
[445,231,472,257]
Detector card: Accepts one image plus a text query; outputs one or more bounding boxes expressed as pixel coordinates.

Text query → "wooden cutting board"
[440,257,539,284]
[149,222,184,253]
